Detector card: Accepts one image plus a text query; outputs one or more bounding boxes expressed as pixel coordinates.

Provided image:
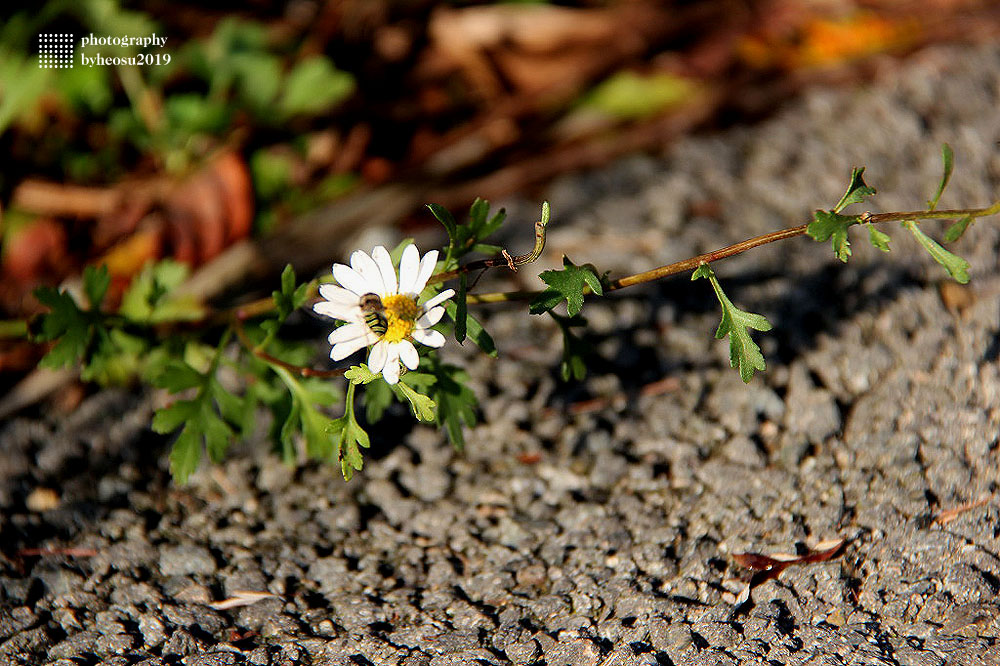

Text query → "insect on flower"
[358,293,388,336]
[314,245,455,384]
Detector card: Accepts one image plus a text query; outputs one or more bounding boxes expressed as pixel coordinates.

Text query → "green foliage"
[530,256,604,316]
[808,210,856,263]
[551,313,589,381]
[350,363,437,424]
[902,220,970,284]
[279,56,355,118]
[928,143,954,211]
[444,300,497,356]
[119,260,204,323]
[832,167,877,213]
[809,167,879,261]
[151,351,250,484]
[427,198,506,266]
[454,273,468,343]
[26,145,1000,488]
[944,216,973,243]
[692,264,772,383]
[325,382,368,481]
[34,266,110,371]
[271,365,341,462]
[427,358,478,451]
[580,70,695,119]
[273,264,311,321]
[0,47,50,135]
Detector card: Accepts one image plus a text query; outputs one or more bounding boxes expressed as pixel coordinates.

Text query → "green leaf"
[324,382,369,481]
[83,265,110,310]
[902,220,970,284]
[454,273,468,343]
[928,143,954,211]
[808,210,857,263]
[551,313,589,382]
[363,379,394,423]
[118,260,201,323]
[943,216,973,243]
[833,167,877,213]
[152,399,199,434]
[427,200,506,265]
[272,264,310,321]
[392,381,437,423]
[429,361,478,450]
[300,401,335,459]
[530,256,603,316]
[345,364,380,385]
[867,225,891,252]
[469,243,503,256]
[427,203,459,262]
[444,301,497,357]
[154,360,204,392]
[580,70,695,119]
[33,287,97,370]
[169,427,202,485]
[468,198,505,240]
[279,56,354,117]
[692,264,772,383]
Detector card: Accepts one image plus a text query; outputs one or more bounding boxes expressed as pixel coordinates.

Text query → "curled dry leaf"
[733,538,846,581]
[729,538,846,613]
[97,151,254,271]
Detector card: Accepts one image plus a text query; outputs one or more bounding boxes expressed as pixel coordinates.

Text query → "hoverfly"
[359,292,388,336]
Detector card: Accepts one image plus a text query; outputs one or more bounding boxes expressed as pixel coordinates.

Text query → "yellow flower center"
[380,294,419,342]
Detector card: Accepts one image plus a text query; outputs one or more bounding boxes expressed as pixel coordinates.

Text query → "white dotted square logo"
[39,33,74,69]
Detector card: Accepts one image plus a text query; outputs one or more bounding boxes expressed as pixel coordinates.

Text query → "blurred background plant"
[1,0,998,417]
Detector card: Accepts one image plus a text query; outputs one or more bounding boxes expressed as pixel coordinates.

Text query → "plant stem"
[232,319,346,378]
[427,202,550,286]
[467,202,1000,303]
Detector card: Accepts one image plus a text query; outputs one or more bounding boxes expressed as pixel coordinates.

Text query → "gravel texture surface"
[3,44,1000,666]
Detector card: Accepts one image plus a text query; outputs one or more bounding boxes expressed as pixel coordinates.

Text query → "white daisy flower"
[313,244,454,384]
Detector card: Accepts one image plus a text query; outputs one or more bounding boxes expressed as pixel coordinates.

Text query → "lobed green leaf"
[833,167,877,213]
[82,265,111,310]
[808,210,857,263]
[693,263,772,383]
[867,225,891,252]
[530,256,603,317]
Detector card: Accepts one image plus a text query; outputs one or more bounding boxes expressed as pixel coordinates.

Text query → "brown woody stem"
[467,202,1000,303]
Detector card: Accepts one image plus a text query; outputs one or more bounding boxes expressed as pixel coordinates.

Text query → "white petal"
[318,284,358,306]
[412,249,439,294]
[350,250,385,295]
[367,340,389,374]
[314,300,359,321]
[333,263,375,296]
[416,306,445,328]
[328,322,368,345]
[331,335,370,361]
[412,328,445,348]
[398,244,420,294]
[398,340,419,370]
[381,347,401,384]
[422,288,454,310]
[371,246,398,295]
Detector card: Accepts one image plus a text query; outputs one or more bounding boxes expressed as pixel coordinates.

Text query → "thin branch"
[233,318,346,379]
[467,202,1000,303]
[427,202,550,285]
